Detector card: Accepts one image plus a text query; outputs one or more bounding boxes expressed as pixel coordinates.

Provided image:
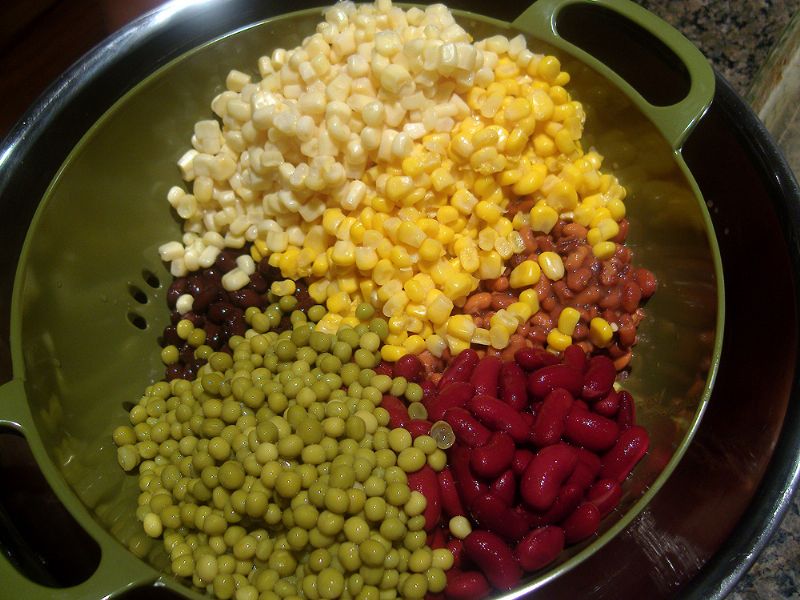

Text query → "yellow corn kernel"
[504,97,531,123]
[418,238,442,262]
[322,208,345,235]
[546,180,579,211]
[512,164,547,196]
[426,290,454,325]
[381,345,407,362]
[459,245,480,273]
[403,335,427,354]
[443,273,475,301]
[308,280,329,304]
[607,198,626,221]
[494,217,513,237]
[494,236,514,260]
[554,128,576,154]
[529,89,555,121]
[509,230,526,254]
[505,128,529,155]
[470,147,507,175]
[592,241,617,259]
[529,204,559,234]
[557,307,581,336]
[376,238,394,259]
[589,317,614,348]
[337,277,359,295]
[475,200,502,225]
[331,240,356,267]
[389,246,412,268]
[387,315,408,335]
[349,221,366,244]
[554,71,570,86]
[546,329,572,352]
[373,259,395,285]
[507,302,533,323]
[466,87,485,110]
[426,334,447,358]
[418,218,439,238]
[489,325,511,349]
[250,244,263,262]
[311,253,329,277]
[451,188,478,214]
[397,222,426,248]
[437,205,459,224]
[490,309,518,331]
[472,128,499,150]
[509,260,542,288]
[406,303,427,320]
[497,168,522,187]
[537,55,561,83]
[447,315,476,342]
[385,176,414,203]
[431,167,456,192]
[387,332,409,346]
[596,217,620,241]
[587,227,602,247]
[382,290,409,318]
[326,291,351,315]
[446,335,472,356]
[533,134,556,157]
[539,251,565,280]
[404,280,426,304]
[359,280,376,303]
[478,227,498,251]
[355,247,379,271]
[371,196,392,213]
[519,288,540,313]
[316,313,343,335]
[477,251,504,279]
[573,203,595,227]
[517,114,538,135]
[402,155,426,177]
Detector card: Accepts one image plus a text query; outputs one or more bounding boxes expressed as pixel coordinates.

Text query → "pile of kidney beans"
[161,249,311,380]
[378,346,649,599]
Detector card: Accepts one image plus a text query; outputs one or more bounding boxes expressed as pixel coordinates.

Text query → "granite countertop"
[634,1,800,598]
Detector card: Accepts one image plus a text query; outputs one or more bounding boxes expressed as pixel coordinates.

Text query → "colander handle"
[513,0,715,150]
[0,379,157,598]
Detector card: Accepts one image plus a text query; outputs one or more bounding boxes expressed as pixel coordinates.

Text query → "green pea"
[277,434,304,459]
[307,548,331,573]
[403,531,427,552]
[310,331,333,352]
[268,392,289,413]
[319,354,342,374]
[318,510,344,536]
[279,295,298,313]
[358,539,386,568]
[358,332,381,353]
[371,374,392,393]
[338,542,362,572]
[352,348,376,369]
[385,482,411,506]
[340,363,361,386]
[290,309,307,325]
[368,318,389,340]
[338,327,361,348]
[296,418,324,445]
[321,373,342,391]
[307,305,326,322]
[355,303,375,321]
[297,347,318,365]
[329,465,356,490]
[389,377,407,397]
[275,471,302,498]
[363,476,387,499]
[379,517,407,542]
[317,567,345,599]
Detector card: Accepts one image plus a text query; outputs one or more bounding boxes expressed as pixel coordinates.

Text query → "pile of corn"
[158,0,628,361]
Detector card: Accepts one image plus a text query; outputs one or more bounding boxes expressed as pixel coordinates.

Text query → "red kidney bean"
[564,406,620,452]
[499,361,528,411]
[512,448,535,476]
[530,481,584,528]
[515,347,559,371]
[470,432,515,479]
[469,356,502,397]
[530,388,574,447]
[527,364,584,398]
[405,419,433,438]
[490,469,517,506]
[407,465,441,531]
[380,395,409,429]
[439,349,480,390]
[438,467,466,518]
[446,539,468,570]
[600,425,649,483]
[621,280,642,313]
[593,389,620,418]
[450,444,488,507]
[470,493,530,542]
[444,407,491,448]
[563,502,601,543]
[421,380,437,403]
[463,530,522,590]
[520,411,535,431]
[563,344,588,372]
[521,443,579,511]
[616,390,636,430]
[562,451,600,499]
[466,394,529,444]
[427,381,475,422]
[393,354,423,382]
[586,478,622,517]
[428,525,448,550]
[374,360,394,377]
[445,570,490,600]
[582,355,616,400]
[515,526,565,572]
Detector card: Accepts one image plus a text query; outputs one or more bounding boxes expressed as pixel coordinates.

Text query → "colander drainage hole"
[141,269,161,289]
[127,312,148,330]
[128,285,148,304]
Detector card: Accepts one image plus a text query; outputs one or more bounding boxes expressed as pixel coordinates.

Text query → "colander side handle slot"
[0,378,157,598]
[513,0,715,150]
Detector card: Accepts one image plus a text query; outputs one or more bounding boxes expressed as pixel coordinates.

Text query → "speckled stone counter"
[634,1,800,598]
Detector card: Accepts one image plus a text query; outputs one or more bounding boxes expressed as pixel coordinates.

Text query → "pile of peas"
[113,291,454,600]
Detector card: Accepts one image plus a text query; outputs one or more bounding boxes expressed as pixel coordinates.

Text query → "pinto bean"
[463,292,492,314]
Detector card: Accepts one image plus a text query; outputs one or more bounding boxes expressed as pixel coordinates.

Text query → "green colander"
[0,0,722,597]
